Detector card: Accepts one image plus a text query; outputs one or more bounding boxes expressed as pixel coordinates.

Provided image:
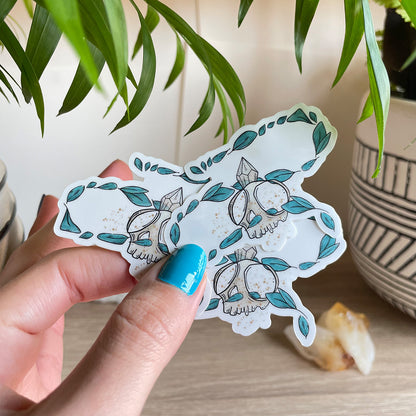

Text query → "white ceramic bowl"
[0,159,24,270]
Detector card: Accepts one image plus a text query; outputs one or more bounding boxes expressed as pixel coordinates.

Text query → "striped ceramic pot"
[0,159,24,270]
[349,97,416,318]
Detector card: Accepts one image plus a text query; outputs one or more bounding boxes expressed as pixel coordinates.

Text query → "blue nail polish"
[158,244,207,295]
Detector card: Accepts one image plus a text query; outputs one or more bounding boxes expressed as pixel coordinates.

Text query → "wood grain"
[63,251,416,415]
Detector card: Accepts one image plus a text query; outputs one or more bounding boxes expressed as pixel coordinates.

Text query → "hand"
[0,160,206,415]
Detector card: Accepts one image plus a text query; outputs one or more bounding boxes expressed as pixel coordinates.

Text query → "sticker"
[54,104,346,346]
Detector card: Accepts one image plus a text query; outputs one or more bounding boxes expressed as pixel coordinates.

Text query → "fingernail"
[158,244,207,296]
[37,194,46,216]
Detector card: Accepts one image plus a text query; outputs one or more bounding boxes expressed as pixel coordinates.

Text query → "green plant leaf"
[132,4,159,59]
[357,93,373,124]
[77,0,128,94]
[401,0,416,27]
[23,4,61,103]
[0,0,17,25]
[332,0,364,87]
[0,21,44,134]
[362,0,390,178]
[143,0,246,135]
[400,1,416,69]
[0,66,19,103]
[59,41,105,115]
[23,0,34,17]
[43,0,99,86]
[294,0,320,73]
[401,48,416,71]
[199,36,246,128]
[113,2,156,132]
[0,85,10,102]
[102,0,128,91]
[185,76,215,135]
[164,31,185,90]
[214,76,235,143]
[238,0,253,27]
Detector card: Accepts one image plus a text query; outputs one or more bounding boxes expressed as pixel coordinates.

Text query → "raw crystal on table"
[160,188,183,211]
[236,158,258,187]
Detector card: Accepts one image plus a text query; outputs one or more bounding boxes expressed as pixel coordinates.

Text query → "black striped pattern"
[349,138,416,317]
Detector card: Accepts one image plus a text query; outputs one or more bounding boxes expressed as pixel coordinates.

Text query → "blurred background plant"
[1,0,416,175]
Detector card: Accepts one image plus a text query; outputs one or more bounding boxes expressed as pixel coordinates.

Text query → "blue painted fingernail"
[158,244,207,295]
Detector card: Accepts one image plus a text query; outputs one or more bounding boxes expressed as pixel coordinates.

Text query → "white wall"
[0,0,385,233]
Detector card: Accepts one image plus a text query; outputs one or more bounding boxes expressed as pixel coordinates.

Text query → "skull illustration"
[214,247,278,316]
[127,188,183,263]
[228,158,290,238]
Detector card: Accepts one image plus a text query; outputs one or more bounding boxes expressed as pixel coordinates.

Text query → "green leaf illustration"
[282,196,314,214]
[261,257,290,272]
[202,183,234,202]
[298,315,309,337]
[320,212,335,230]
[213,150,228,163]
[265,169,295,182]
[313,121,331,155]
[80,231,93,239]
[227,253,237,263]
[227,293,244,302]
[206,298,220,311]
[287,108,312,124]
[248,215,262,228]
[134,157,143,171]
[318,234,339,259]
[277,116,287,125]
[97,233,128,245]
[120,186,151,206]
[157,167,176,175]
[302,159,316,171]
[179,173,209,185]
[299,261,316,270]
[309,111,317,122]
[186,199,199,215]
[134,238,152,246]
[60,209,81,234]
[190,166,204,175]
[158,242,169,254]
[208,249,217,261]
[232,130,257,151]
[67,185,85,202]
[170,223,180,245]
[216,256,228,266]
[266,289,296,309]
[98,182,118,190]
[219,228,243,249]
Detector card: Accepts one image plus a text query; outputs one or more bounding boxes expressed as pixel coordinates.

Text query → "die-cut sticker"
[54,104,346,346]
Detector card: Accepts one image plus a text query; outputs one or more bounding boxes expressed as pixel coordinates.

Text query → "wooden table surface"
[63,250,416,416]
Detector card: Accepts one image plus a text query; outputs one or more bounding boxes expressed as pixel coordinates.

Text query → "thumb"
[39,244,207,415]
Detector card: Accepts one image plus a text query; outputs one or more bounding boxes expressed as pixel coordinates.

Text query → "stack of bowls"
[0,159,24,270]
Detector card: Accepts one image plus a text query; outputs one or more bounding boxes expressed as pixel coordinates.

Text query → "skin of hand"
[0,160,207,415]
